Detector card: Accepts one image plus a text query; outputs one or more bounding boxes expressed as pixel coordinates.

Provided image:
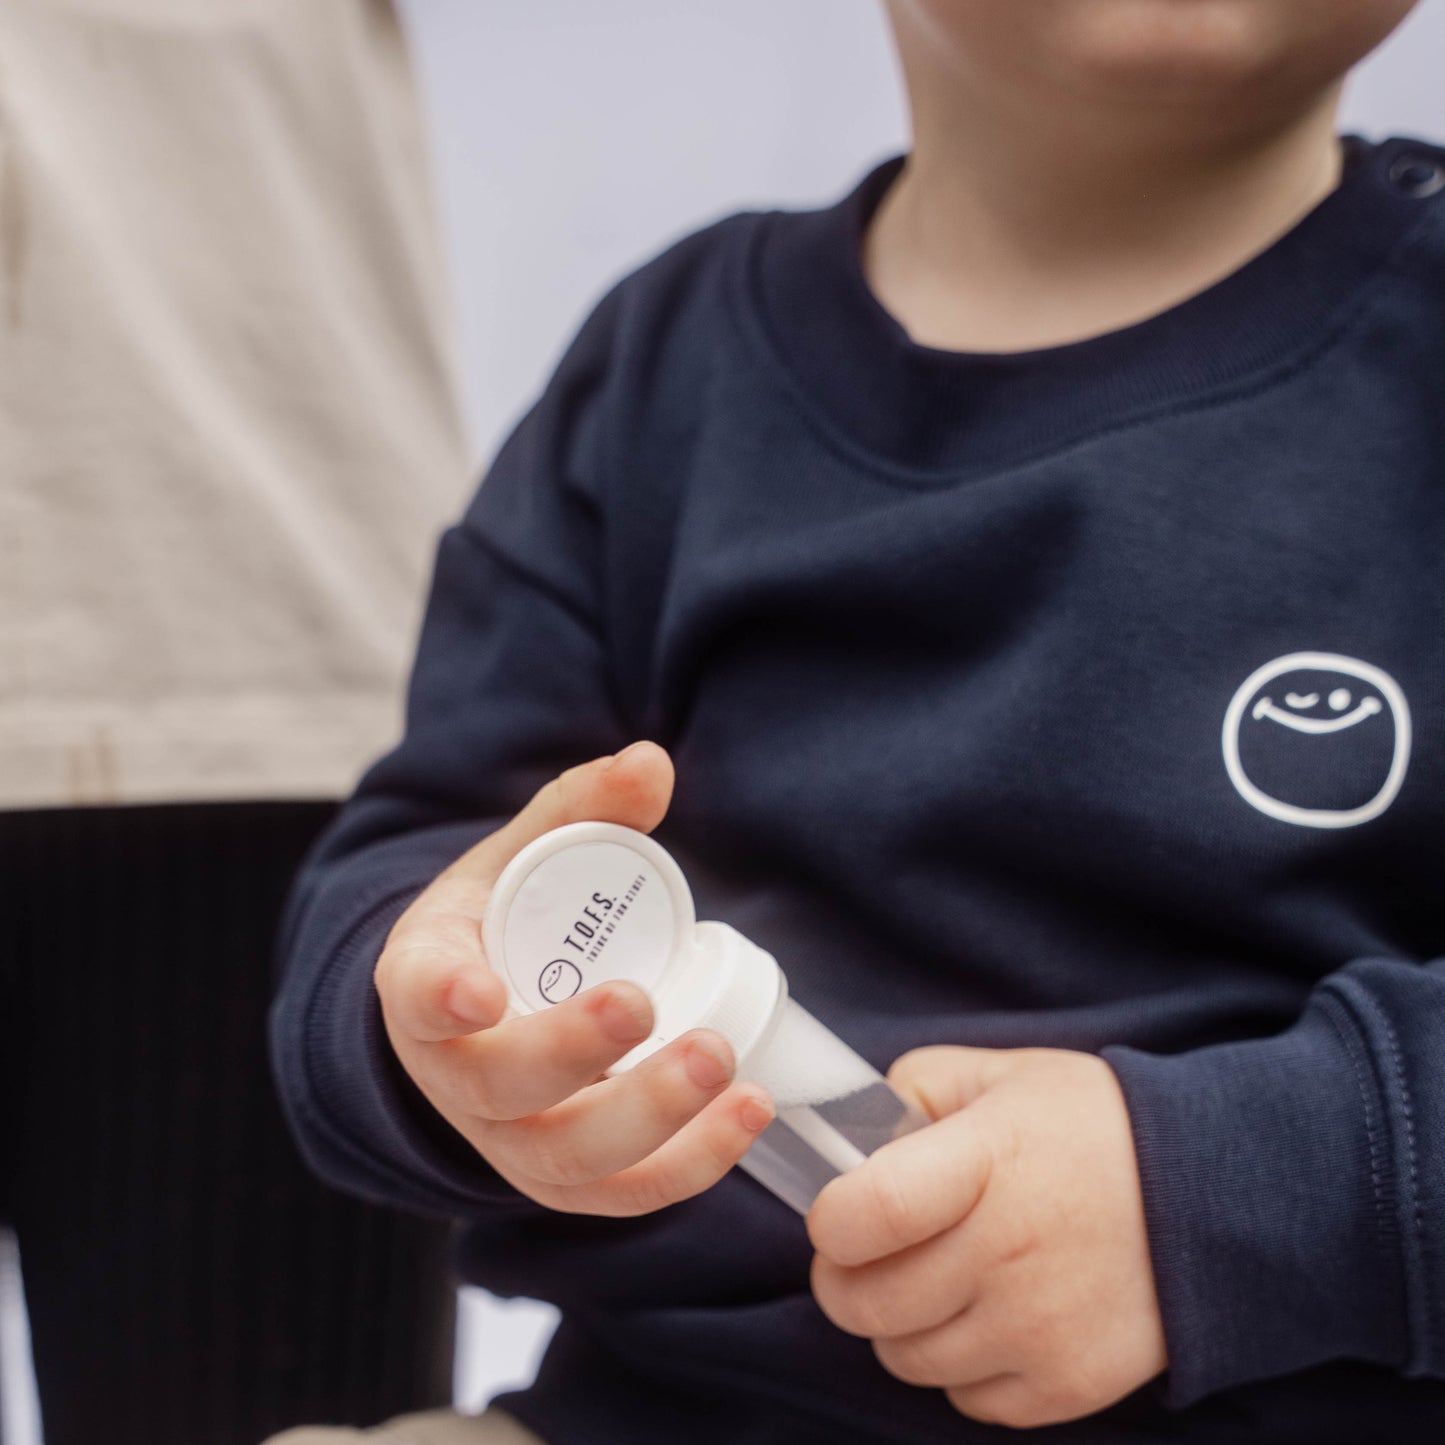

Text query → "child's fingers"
[943,1374,1044,1432]
[375,933,511,1044]
[410,981,657,1121]
[807,1109,992,1267]
[529,1084,775,1218]
[471,1030,741,1188]
[810,1206,991,1341]
[873,1303,1013,1392]
[440,741,675,889]
[886,1045,1014,1121]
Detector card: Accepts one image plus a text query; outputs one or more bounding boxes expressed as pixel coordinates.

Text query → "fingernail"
[598,989,651,1045]
[685,1038,733,1091]
[739,1093,774,1133]
[606,740,651,770]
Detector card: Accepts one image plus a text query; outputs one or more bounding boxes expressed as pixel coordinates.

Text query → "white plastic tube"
[482,822,924,1214]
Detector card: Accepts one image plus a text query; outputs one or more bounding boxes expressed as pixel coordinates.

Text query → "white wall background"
[3,3,1443,1440]
[405,0,908,468]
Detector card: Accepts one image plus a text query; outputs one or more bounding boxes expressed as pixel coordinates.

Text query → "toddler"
[272,3,1445,1440]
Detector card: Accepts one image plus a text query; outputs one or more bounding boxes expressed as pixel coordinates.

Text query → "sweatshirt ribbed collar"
[749,136,1445,478]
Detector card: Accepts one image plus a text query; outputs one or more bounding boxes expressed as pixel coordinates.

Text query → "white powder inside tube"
[739,997,881,1110]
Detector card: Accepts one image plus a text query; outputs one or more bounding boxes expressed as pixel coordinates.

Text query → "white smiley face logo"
[1222,652,1410,828]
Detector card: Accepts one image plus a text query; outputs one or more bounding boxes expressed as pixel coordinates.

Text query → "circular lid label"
[500,840,687,1012]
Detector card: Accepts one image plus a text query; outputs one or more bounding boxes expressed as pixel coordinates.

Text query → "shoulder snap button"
[1388,155,1445,199]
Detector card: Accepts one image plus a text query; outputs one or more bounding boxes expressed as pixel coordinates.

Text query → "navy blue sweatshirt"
[272,137,1445,1444]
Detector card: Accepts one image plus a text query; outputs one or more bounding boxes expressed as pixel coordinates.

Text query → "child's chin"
[1033,0,1416,108]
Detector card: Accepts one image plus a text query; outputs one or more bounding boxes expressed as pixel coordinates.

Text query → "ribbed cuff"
[1105,995,1409,1405]
[271,821,528,1218]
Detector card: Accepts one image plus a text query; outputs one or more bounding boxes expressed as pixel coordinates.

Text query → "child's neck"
[864,86,1345,354]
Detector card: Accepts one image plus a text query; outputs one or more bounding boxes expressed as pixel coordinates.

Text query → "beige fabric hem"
[264,1407,546,1445]
[0,692,407,809]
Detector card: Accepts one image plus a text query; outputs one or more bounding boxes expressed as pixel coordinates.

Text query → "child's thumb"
[886,1045,1012,1121]
[445,741,675,887]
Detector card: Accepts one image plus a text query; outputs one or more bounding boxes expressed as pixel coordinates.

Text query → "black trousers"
[0,802,456,1445]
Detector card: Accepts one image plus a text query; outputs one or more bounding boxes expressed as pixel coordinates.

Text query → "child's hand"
[807,1046,1166,1429]
[373,742,774,1216]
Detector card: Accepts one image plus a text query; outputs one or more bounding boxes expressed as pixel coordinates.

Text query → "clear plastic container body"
[736,998,927,1215]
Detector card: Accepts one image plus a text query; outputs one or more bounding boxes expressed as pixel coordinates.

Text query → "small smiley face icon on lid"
[538,959,583,1003]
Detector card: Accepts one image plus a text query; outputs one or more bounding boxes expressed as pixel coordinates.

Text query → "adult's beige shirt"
[0,0,472,808]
